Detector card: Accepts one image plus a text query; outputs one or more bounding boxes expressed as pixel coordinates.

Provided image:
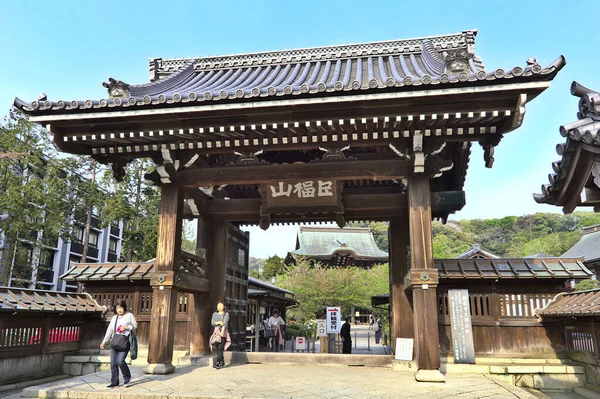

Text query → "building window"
[70,254,81,263]
[73,228,98,248]
[37,249,56,283]
[88,231,99,249]
[109,238,118,254]
[11,243,33,283]
[74,227,84,244]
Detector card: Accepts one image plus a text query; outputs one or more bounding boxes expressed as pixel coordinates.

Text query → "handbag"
[264,329,274,338]
[210,330,222,345]
[110,316,130,352]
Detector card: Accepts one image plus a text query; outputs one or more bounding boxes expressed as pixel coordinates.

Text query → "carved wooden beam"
[177,159,413,187]
[183,191,466,220]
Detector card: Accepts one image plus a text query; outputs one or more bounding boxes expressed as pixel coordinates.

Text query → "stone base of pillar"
[414,369,445,382]
[143,363,176,375]
[391,360,417,372]
[177,355,215,367]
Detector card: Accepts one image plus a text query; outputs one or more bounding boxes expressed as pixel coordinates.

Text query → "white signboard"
[326,307,341,333]
[295,336,306,350]
[316,319,327,337]
[395,338,414,361]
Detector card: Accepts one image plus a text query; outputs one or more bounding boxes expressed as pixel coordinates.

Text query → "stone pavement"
[14,363,547,399]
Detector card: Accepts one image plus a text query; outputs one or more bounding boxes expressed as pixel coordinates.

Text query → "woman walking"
[267,309,286,352]
[100,299,137,388]
[211,302,229,369]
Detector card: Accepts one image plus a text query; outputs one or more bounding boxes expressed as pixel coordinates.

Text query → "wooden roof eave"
[28,80,554,128]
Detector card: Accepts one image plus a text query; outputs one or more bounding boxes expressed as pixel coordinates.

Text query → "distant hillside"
[353,212,600,259]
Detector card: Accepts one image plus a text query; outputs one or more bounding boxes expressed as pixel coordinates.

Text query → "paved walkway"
[13,363,545,399]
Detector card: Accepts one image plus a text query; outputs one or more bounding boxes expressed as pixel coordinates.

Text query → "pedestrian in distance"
[100,299,137,388]
[374,316,382,344]
[267,309,286,352]
[210,302,230,369]
[369,314,374,330]
[340,316,352,354]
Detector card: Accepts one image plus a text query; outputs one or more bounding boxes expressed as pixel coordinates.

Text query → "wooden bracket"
[404,268,439,291]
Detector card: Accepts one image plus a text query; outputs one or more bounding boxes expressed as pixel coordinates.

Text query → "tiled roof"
[535,289,600,317]
[435,257,591,279]
[60,261,154,281]
[249,276,294,296]
[289,227,389,260]
[456,243,500,259]
[562,225,600,263]
[14,30,565,115]
[0,288,104,313]
[534,82,600,208]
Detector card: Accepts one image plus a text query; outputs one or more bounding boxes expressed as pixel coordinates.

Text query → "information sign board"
[326,307,341,333]
[448,289,476,364]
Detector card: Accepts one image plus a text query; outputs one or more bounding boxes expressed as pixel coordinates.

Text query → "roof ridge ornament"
[102,78,130,99]
[571,81,600,122]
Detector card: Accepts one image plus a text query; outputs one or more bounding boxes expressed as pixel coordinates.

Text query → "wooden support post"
[389,217,414,352]
[144,183,183,375]
[190,218,212,356]
[254,299,261,352]
[408,175,443,382]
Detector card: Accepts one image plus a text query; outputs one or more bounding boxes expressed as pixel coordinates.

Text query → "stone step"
[227,351,395,367]
[441,356,572,365]
[0,374,69,394]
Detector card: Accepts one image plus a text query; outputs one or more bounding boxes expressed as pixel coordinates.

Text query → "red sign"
[297,337,304,344]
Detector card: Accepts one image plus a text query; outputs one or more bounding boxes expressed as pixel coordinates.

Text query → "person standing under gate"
[267,309,286,352]
[211,302,230,369]
[369,314,374,329]
[340,316,352,354]
[100,299,137,388]
[374,316,382,344]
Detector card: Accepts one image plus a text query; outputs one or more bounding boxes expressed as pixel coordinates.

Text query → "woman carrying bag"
[100,299,137,388]
[210,302,230,369]
[267,309,285,352]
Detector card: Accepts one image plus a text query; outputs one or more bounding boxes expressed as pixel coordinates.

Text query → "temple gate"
[15,29,564,380]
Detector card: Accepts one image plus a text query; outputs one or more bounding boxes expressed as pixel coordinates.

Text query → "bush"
[574,279,600,291]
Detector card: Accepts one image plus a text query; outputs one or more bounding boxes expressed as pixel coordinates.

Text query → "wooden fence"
[437,290,566,355]
[88,289,192,349]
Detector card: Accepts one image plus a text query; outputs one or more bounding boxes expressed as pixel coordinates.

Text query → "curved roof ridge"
[152,30,478,74]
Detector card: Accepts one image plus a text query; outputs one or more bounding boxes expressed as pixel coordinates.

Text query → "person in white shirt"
[267,309,286,352]
[100,299,137,388]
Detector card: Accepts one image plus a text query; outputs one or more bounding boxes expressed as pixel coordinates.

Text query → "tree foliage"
[262,255,286,279]
[277,259,389,321]
[0,108,88,286]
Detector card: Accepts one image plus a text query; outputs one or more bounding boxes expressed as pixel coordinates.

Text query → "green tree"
[277,259,389,321]
[0,108,83,286]
[99,159,160,262]
[262,255,286,279]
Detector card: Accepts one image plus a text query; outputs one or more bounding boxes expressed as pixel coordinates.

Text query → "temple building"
[456,243,499,259]
[561,224,600,279]
[285,226,388,267]
[14,29,566,380]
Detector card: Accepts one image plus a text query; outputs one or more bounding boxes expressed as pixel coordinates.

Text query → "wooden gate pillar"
[144,183,183,375]
[407,175,443,382]
[189,218,226,356]
[389,217,414,351]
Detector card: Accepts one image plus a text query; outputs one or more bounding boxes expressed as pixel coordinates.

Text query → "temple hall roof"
[288,226,389,261]
[456,243,500,259]
[534,82,600,212]
[14,30,565,116]
[562,225,600,264]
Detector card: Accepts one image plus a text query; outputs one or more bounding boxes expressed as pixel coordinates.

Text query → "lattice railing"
[500,294,554,317]
[177,251,207,277]
[569,331,595,352]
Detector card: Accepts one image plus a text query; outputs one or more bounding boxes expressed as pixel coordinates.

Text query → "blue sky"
[2,0,600,258]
